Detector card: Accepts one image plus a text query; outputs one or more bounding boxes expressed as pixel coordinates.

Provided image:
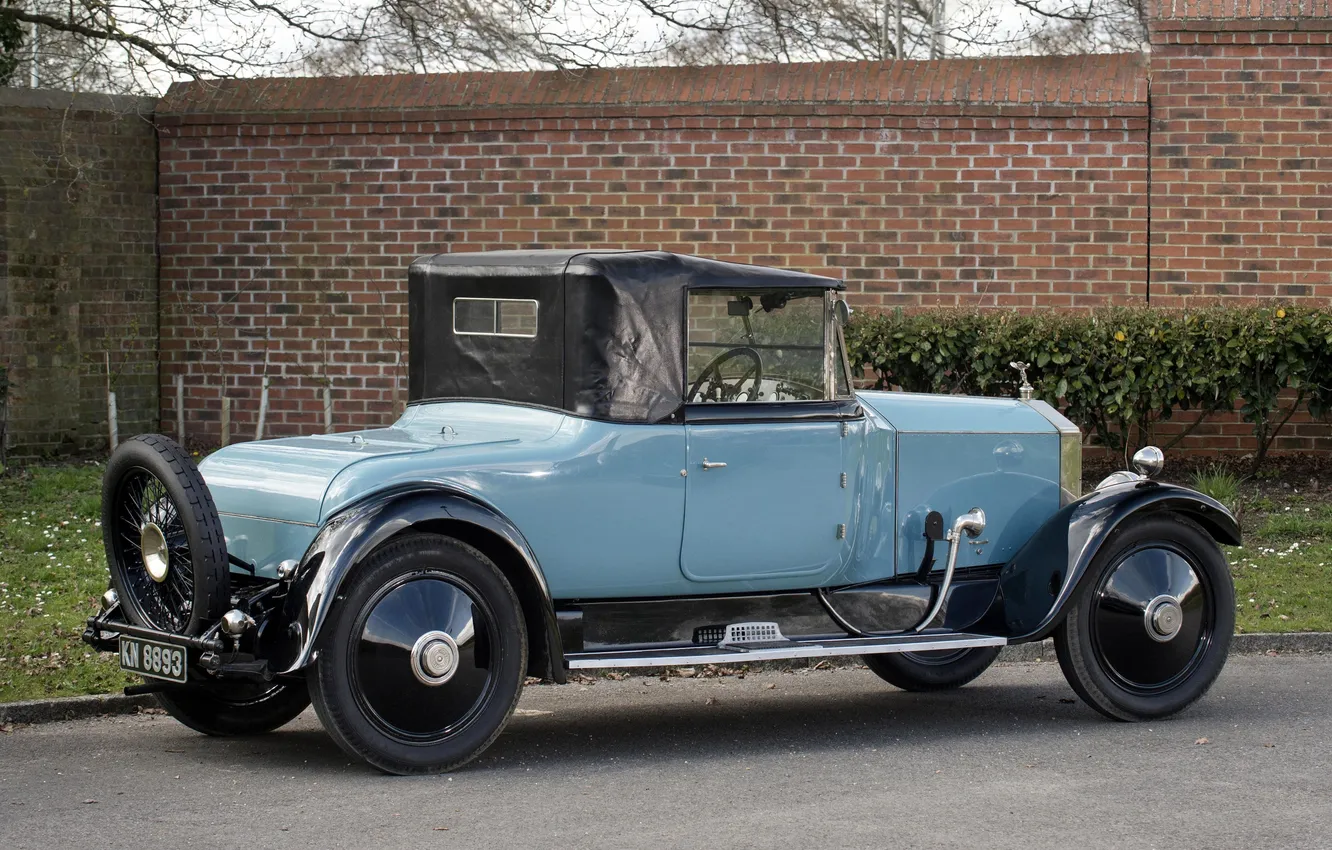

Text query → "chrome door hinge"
[836,523,847,539]
[840,472,848,489]
[840,422,849,437]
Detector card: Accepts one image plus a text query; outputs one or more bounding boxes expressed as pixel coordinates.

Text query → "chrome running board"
[564,632,1006,670]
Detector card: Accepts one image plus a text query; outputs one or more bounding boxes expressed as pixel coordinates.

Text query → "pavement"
[1,655,1329,850]
[6,632,1330,726]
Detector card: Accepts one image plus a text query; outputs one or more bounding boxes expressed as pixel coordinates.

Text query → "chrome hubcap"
[140,523,169,583]
[1146,595,1184,642]
[411,630,460,686]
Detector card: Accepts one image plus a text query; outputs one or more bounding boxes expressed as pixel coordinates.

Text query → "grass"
[1192,463,1243,514]
[0,462,1330,702]
[1230,502,1332,634]
[0,463,135,702]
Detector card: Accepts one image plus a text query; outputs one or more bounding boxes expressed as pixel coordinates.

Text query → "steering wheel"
[688,347,764,403]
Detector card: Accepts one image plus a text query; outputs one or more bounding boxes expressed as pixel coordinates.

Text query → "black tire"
[1054,512,1234,722]
[101,434,229,635]
[307,533,528,775]
[157,682,311,736]
[862,646,1002,691]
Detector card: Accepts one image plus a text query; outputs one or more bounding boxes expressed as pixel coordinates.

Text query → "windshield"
[685,290,828,403]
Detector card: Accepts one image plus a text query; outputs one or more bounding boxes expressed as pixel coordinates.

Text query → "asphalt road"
[1,655,1329,850]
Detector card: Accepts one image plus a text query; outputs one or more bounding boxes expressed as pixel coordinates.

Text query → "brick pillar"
[1150,0,1332,304]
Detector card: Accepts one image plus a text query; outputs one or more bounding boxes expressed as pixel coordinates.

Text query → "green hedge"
[844,306,1332,470]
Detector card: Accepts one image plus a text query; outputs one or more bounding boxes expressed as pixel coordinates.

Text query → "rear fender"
[997,481,1240,642]
[274,487,564,682]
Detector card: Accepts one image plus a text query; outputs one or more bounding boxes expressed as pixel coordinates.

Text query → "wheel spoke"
[157,500,181,533]
[119,532,144,557]
[110,469,198,634]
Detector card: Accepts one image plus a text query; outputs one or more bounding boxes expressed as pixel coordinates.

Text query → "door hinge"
[840,472,847,488]
[836,523,847,539]
[840,422,849,437]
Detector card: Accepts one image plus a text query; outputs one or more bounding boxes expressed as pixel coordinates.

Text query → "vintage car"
[85,250,1238,775]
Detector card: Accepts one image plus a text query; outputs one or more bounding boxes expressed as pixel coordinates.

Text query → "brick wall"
[6,1,1322,456]
[154,55,1150,443]
[1148,0,1332,451]
[0,89,159,461]
[1151,0,1332,303]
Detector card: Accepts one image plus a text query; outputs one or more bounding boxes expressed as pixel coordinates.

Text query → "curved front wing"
[271,487,562,680]
[997,480,1240,642]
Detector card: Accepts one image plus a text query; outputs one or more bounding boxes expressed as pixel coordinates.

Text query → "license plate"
[119,636,188,683]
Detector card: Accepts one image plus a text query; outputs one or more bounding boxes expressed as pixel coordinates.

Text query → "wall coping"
[0,87,157,114]
[1152,0,1332,29]
[157,54,1148,125]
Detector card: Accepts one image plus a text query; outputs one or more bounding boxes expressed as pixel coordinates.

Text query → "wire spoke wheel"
[900,648,975,666]
[156,680,311,737]
[102,435,228,636]
[863,645,1001,691]
[111,468,197,632]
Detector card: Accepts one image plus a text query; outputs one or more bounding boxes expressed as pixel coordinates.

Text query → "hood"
[199,401,566,525]
[854,390,1059,434]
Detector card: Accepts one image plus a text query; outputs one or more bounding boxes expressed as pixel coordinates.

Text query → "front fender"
[272,487,562,680]
[997,480,1240,642]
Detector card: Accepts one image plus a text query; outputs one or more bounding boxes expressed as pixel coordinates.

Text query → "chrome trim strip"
[218,511,320,528]
[815,587,866,636]
[452,297,539,338]
[1023,399,1080,435]
[565,633,1007,669]
[824,292,836,402]
[876,430,1072,435]
[1024,399,1082,505]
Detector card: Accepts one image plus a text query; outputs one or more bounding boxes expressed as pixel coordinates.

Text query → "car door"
[681,415,847,581]
[677,288,851,583]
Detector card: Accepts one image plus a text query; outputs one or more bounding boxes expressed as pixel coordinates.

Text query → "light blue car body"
[201,391,1064,601]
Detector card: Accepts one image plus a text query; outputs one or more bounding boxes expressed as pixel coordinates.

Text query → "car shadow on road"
[199,675,1244,777]
[477,681,1097,770]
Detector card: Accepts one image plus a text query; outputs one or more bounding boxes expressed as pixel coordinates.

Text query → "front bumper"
[83,584,294,686]
[84,605,226,654]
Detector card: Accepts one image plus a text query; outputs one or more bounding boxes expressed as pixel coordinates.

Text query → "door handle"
[701,459,727,470]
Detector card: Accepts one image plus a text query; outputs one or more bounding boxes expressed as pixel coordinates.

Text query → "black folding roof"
[407,250,843,423]
[413,249,843,289]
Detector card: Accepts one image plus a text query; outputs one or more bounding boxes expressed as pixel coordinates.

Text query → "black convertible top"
[407,250,842,423]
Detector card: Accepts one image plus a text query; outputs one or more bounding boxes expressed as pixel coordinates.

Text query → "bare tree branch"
[4,6,209,75]
[2,0,1149,97]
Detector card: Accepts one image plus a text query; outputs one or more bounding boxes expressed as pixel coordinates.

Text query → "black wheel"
[307,533,528,775]
[157,681,311,736]
[1054,512,1234,721]
[862,646,1001,691]
[101,435,229,635]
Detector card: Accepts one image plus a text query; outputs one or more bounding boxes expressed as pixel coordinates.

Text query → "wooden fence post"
[220,396,231,447]
[254,377,270,441]
[107,392,119,452]
[175,374,185,446]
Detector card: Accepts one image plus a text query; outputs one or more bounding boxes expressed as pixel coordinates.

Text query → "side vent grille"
[693,625,727,645]
[720,622,787,646]
[694,622,790,646]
